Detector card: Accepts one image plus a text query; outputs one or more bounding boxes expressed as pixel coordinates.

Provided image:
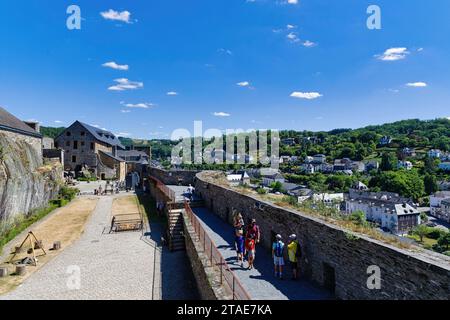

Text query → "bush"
[59,186,79,201]
[256,188,267,195]
[426,227,445,240]
[77,177,97,182]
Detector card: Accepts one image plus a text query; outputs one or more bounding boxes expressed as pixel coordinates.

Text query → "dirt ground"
[0,197,98,295]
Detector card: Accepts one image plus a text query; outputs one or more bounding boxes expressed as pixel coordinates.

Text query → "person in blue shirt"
[235,229,245,267]
[272,234,285,279]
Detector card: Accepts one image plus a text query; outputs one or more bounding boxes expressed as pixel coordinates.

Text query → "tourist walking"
[287,234,301,280]
[233,212,244,236]
[272,234,285,279]
[245,236,256,270]
[246,219,260,243]
[235,229,245,267]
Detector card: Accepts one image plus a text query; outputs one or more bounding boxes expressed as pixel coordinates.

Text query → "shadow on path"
[192,207,333,300]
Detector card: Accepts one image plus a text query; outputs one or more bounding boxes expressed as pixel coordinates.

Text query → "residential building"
[428,149,442,158]
[429,191,450,221]
[333,158,365,172]
[297,188,314,203]
[353,181,369,191]
[281,138,296,146]
[302,163,315,174]
[379,136,392,146]
[439,199,450,223]
[439,162,450,171]
[438,181,450,191]
[401,147,416,158]
[262,173,285,187]
[365,160,379,172]
[227,171,250,186]
[312,193,344,210]
[54,121,126,181]
[313,154,327,164]
[125,144,152,157]
[281,183,308,197]
[346,190,419,235]
[398,160,413,170]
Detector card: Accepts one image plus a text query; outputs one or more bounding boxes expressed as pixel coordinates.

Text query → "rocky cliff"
[0,131,63,233]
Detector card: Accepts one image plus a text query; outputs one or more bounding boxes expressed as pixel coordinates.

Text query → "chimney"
[23,121,40,133]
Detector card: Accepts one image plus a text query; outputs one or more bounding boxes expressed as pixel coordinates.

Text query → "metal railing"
[184,201,251,300]
[148,176,176,202]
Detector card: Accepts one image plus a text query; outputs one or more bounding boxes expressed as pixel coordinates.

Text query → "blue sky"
[1,0,450,139]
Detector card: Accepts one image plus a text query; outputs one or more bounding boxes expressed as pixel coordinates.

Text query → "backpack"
[295,241,302,258]
[274,241,284,257]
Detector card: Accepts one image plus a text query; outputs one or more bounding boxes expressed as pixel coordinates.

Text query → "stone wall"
[148,167,199,186]
[0,131,63,233]
[194,171,450,300]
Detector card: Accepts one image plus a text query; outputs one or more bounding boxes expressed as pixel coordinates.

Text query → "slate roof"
[57,121,125,149]
[0,106,42,138]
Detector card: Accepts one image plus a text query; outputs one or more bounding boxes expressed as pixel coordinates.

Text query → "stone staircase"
[167,199,205,251]
[168,208,185,251]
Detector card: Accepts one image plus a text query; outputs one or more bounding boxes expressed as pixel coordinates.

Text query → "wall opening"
[323,262,336,294]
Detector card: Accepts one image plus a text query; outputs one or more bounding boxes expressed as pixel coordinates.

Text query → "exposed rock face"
[0,131,63,233]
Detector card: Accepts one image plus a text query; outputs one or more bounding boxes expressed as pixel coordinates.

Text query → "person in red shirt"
[246,219,260,243]
[245,237,256,270]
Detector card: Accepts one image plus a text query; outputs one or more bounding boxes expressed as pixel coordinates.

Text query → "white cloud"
[218,48,233,56]
[377,47,410,61]
[290,91,323,100]
[406,82,428,88]
[121,102,154,109]
[120,110,131,113]
[100,9,132,23]
[302,40,317,47]
[116,132,131,137]
[287,0,298,4]
[167,91,178,96]
[108,78,143,91]
[417,47,424,52]
[236,81,250,87]
[54,120,64,124]
[102,61,129,71]
[286,24,296,29]
[287,32,300,43]
[213,112,231,117]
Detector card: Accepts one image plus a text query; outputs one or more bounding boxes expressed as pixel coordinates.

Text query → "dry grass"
[111,196,141,219]
[0,197,98,295]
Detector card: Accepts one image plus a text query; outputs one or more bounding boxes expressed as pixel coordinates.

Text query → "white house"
[428,149,442,158]
[227,171,250,186]
[313,154,327,163]
[312,193,344,210]
[345,190,419,235]
[398,160,413,170]
[429,191,450,220]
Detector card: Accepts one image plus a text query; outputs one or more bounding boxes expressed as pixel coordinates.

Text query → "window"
[66,131,71,136]
[81,131,85,136]
[81,141,85,147]
[72,155,77,163]
[90,142,95,150]
[66,141,70,147]
[73,141,78,150]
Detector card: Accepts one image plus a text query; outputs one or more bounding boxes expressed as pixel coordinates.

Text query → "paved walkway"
[1,194,198,300]
[192,207,332,300]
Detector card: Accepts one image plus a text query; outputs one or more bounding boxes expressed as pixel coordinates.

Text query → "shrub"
[426,227,445,240]
[59,186,79,201]
[256,188,267,195]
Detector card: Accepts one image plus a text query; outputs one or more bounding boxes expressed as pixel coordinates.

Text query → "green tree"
[424,174,438,195]
[380,152,397,171]
[412,224,430,243]
[369,170,425,201]
[437,232,450,251]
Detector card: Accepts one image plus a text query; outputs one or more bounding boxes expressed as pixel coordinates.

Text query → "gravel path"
[192,207,332,300]
[1,194,198,300]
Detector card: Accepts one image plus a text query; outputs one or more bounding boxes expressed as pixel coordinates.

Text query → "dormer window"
[66,131,71,136]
